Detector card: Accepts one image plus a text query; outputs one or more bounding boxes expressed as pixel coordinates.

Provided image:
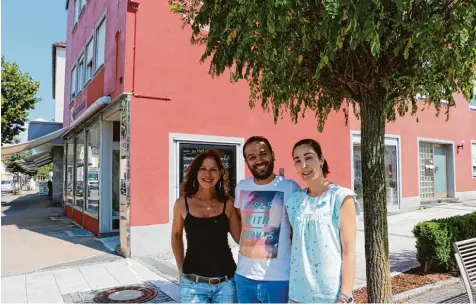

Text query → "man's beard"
[249,160,275,180]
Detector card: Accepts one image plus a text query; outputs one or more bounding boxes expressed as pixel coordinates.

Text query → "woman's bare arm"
[339,196,357,300]
[226,197,242,244]
[171,198,185,278]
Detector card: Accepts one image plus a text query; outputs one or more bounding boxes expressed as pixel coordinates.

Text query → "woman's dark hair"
[292,139,330,177]
[180,149,229,202]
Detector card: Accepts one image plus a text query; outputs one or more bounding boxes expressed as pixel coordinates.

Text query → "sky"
[2,0,67,125]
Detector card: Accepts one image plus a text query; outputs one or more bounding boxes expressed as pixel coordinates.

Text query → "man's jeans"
[180,275,237,303]
[234,273,289,303]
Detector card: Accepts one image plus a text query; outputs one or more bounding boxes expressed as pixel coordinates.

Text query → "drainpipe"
[129,0,172,102]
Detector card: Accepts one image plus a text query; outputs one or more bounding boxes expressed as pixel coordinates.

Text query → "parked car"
[1,180,14,194]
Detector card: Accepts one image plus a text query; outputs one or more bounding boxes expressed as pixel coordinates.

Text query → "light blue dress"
[284,184,360,303]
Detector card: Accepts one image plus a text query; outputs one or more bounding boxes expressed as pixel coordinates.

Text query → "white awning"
[1,96,112,156]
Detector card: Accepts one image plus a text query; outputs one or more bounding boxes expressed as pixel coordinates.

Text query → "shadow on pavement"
[389,250,419,272]
[1,193,120,270]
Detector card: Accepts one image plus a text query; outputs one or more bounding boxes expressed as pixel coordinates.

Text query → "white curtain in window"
[96,19,106,69]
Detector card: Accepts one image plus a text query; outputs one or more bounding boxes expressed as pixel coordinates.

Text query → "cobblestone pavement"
[407,281,475,303]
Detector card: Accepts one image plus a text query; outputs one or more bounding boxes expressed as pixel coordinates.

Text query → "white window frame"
[471,141,476,178]
[73,0,79,25]
[350,131,402,211]
[70,65,77,102]
[85,38,94,82]
[80,0,86,13]
[77,54,85,91]
[95,17,106,71]
[469,82,476,111]
[168,133,245,223]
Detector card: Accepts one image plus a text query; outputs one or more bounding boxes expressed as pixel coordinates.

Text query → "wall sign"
[179,143,237,197]
[70,99,86,122]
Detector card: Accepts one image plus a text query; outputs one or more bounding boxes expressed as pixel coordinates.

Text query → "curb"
[391,277,460,302]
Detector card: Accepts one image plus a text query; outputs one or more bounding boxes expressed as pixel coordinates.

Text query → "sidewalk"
[406,281,475,303]
[1,192,120,276]
[140,200,476,289]
[1,259,179,303]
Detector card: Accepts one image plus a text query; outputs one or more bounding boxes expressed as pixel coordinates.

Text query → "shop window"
[95,18,106,71]
[74,133,85,209]
[66,138,75,205]
[179,143,237,197]
[86,124,100,215]
[472,142,476,178]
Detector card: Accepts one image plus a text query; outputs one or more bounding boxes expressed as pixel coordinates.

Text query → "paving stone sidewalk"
[1,259,179,303]
[140,200,476,289]
[406,281,475,303]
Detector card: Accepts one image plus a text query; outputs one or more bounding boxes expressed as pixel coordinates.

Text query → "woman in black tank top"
[171,149,241,303]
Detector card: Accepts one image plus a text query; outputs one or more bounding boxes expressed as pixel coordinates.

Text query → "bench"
[454,237,476,303]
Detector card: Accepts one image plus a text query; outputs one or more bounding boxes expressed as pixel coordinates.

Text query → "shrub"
[413,211,476,273]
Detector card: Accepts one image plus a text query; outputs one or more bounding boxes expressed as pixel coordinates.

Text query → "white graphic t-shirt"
[234,175,300,281]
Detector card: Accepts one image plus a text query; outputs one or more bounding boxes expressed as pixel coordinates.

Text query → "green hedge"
[412,211,476,273]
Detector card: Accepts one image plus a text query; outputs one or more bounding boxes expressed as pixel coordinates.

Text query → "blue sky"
[2,0,67,123]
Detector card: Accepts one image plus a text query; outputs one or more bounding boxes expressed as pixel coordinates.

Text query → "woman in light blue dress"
[285,139,360,303]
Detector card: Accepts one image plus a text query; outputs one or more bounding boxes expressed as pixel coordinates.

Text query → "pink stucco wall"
[350,95,476,198]
[64,0,128,127]
[126,1,352,227]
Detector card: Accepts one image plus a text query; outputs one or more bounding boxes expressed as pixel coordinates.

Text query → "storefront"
[63,98,123,237]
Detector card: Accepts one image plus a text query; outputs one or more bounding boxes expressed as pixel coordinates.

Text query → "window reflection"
[86,124,100,215]
[353,143,399,209]
[75,134,85,208]
[66,138,74,205]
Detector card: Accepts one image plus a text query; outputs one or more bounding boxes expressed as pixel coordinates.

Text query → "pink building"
[62,0,476,257]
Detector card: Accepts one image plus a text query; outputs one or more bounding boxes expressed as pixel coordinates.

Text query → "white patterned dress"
[284,184,360,303]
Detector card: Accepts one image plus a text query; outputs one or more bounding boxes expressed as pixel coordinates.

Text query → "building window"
[85,38,94,82]
[470,86,476,111]
[80,0,86,12]
[95,18,106,71]
[74,133,85,209]
[78,54,84,90]
[178,143,237,196]
[73,0,79,25]
[70,65,77,100]
[66,138,75,205]
[86,123,100,215]
[472,142,476,178]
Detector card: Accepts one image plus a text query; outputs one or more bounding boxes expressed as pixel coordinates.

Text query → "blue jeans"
[234,273,289,303]
[180,275,237,303]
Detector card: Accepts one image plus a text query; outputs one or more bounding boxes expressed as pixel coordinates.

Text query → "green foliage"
[169,0,476,130]
[413,212,476,273]
[1,56,41,145]
[3,149,35,176]
[36,163,53,179]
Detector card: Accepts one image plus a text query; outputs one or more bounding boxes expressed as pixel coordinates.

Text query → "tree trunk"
[360,98,392,303]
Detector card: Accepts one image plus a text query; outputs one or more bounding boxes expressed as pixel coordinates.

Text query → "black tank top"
[182,197,236,278]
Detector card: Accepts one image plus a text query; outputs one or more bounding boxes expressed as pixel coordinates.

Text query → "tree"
[3,149,34,176]
[36,163,53,180]
[169,0,476,301]
[1,56,41,145]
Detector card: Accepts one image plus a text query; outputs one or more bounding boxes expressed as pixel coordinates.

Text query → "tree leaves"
[1,56,41,145]
[169,0,476,128]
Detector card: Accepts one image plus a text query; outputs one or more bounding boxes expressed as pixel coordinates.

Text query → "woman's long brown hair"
[180,149,229,202]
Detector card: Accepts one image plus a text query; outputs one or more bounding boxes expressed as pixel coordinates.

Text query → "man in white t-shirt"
[234,136,300,303]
